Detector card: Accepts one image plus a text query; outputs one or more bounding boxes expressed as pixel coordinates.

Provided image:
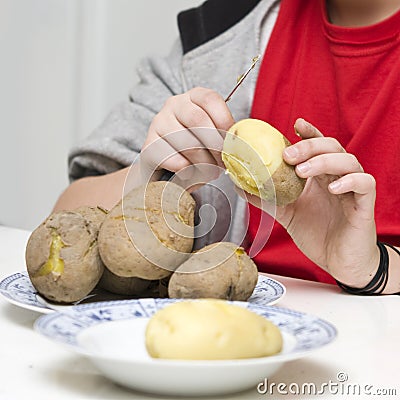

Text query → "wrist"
[336,242,390,295]
[382,244,400,294]
[338,243,380,289]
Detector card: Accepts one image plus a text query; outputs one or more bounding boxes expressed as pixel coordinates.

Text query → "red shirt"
[247,0,400,283]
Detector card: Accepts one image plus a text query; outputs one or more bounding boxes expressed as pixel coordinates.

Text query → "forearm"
[53,167,130,212]
[53,162,163,212]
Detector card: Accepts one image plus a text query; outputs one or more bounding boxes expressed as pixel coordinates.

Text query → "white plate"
[34,298,337,396]
[0,271,285,313]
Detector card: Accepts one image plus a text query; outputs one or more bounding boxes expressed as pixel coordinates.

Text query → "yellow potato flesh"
[34,232,64,277]
[222,118,286,197]
[145,299,282,360]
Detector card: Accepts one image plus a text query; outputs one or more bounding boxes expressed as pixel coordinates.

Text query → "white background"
[0,0,201,230]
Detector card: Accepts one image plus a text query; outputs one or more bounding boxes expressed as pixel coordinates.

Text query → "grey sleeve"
[68,40,185,182]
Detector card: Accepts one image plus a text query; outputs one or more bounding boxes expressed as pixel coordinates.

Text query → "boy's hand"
[140,87,234,183]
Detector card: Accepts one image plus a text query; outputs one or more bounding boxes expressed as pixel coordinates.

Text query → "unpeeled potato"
[168,242,258,301]
[98,267,151,296]
[98,181,195,280]
[25,206,106,303]
[222,118,305,206]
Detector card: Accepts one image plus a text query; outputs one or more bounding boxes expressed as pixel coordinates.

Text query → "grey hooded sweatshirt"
[68,0,280,249]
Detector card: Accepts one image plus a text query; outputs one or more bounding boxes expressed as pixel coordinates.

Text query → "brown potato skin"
[25,207,106,303]
[98,181,195,280]
[271,137,306,206]
[259,138,306,206]
[74,205,108,230]
[98,267,151,296]
[168,242,258,301]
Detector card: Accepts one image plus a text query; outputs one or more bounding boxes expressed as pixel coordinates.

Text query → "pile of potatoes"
[25,181,259,304]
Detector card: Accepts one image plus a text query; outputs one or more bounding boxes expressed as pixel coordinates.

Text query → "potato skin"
[98,181,195,280]
[269,137,306,206]
[98,267,151,296]
[74,205,108,230]
[168,242,258,301]
[25,207,106,303]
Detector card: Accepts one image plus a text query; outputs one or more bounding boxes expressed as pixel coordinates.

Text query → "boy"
[55,0,400,294]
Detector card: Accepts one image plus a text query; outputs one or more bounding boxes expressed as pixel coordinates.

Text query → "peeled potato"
[145,299,283,360]
[222,118,305,206]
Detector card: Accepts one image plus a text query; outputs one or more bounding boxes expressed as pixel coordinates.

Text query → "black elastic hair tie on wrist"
[336,241,390,295]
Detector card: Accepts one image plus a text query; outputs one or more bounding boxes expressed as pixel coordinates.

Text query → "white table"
[0,226,399,400]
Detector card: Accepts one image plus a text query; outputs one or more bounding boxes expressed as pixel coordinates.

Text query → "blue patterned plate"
[0,271,285,313]
[34,299,336,396]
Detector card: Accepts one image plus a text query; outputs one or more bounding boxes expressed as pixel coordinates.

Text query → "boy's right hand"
[139,87,235,182]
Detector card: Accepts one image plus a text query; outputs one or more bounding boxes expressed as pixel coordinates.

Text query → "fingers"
[286,118,375,213]
[153,113,217,168]
[284,136,346,165]
[172,89,231,166]
[286,119,363,182]
[294,152,364,179]
[141,131,190,174]
[329,173,376,217]
[294,118,324,139]
[143,88,233,174]
[188,87,235,131]
[166,93,216,129]
[329,173,375,195]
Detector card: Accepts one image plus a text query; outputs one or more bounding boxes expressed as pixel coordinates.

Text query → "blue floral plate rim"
[0,271,285,313]
[34,297,337,363]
